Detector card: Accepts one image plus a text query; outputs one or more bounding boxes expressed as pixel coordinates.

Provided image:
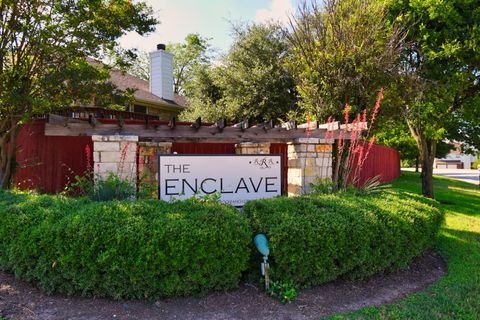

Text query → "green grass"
[327,171,480,319]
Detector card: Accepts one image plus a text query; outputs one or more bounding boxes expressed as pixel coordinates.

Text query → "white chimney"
[149,44,174,101]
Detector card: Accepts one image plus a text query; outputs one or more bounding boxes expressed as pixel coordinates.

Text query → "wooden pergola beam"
[44,115,342,143]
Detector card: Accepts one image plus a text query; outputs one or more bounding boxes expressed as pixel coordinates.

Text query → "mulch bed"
[0,250,446,320]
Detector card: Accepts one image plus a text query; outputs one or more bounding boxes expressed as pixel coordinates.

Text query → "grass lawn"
[328,171,480,319]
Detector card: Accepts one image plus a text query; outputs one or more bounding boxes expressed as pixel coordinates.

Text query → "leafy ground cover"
[329,171,480,319]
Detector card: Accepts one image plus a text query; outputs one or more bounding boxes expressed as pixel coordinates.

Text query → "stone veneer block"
[92,135,138,142]
[294,138,322,144]
[92,135,108,142]
[235,142,270,155]
[316,144,333,153]
[100,151,136,163]
[287,184,303,196]
[315,156,332,166]
[307,144,316,152]
[96,162,118,173]
[288,168,303,178]
[293,138,333,144]
[120,142,138,153]
[305,158,316,167]
[288,158,306,167]
[94,142,120,152]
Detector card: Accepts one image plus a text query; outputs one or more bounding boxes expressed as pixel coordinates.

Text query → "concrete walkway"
[402,168,480,186]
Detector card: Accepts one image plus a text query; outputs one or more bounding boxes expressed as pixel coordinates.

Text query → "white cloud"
[255,0,294,25]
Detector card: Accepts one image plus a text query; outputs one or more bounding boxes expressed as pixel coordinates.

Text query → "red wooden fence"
[13,120,400,194]
[14,120,92,193]
[354,143,401,186]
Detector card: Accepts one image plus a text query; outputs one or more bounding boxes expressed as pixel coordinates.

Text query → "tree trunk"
[0,118,18,189]
[422,140,436,199]
[415,155,419,172]
[406,119,436,198]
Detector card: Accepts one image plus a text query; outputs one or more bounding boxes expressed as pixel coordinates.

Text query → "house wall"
[435,153,477,169]
[435,153,475,169]
[130,103,180,120]
[434,141,478,169]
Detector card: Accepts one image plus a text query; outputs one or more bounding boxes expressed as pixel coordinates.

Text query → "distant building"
[434,142,478,169]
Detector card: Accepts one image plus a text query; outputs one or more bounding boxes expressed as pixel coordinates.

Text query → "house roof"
[87,57,185,110]
[109,69,185,109]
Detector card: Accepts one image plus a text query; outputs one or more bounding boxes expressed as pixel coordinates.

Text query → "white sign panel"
[158,155,283,206]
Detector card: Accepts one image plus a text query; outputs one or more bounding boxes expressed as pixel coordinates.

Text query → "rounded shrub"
[0,191,251,299]
[243,190,444,287]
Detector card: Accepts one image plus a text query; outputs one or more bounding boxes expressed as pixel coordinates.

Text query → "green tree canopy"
[286,0,404,120]
[167,33,212,95]
[386,0,480,197]
[182,23,298,123]
[376,120,454,168]
[0,0,157,187]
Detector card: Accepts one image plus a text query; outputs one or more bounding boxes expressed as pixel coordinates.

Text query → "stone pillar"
[92,135,138,182]
[235,142,271,155]
[287,138,333,196]
[138,142,172,193]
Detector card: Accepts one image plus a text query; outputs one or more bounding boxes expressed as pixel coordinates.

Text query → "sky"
[119,0,300,54]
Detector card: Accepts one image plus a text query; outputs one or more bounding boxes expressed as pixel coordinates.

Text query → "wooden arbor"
[45,113,356,143]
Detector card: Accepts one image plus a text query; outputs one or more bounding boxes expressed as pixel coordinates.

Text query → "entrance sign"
[158,155,282,206]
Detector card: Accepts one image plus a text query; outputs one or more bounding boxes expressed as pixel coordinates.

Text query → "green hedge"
[0,192,251,299]
[243,190,444,287]
[0,189,443,299]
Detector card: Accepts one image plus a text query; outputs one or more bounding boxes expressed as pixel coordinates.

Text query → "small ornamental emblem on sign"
[249,158,279,169]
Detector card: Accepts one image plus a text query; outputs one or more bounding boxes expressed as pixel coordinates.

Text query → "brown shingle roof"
[87,57,185,109]
[109,69,185,108]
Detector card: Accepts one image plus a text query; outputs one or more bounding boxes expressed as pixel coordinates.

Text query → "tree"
[286,0,405,120]
[167,33,211,95]
[109,34,211,93]
[106,49,150,81]
[445,96,480,154]
[0,0,157,188]
[376,120,454,170]
[376,121,419,168]
[182,23,298,123]
[386,0,480,197]
[180,64,224,121]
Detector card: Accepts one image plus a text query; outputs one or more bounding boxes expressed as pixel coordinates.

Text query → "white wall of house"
[435,153,478,169]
